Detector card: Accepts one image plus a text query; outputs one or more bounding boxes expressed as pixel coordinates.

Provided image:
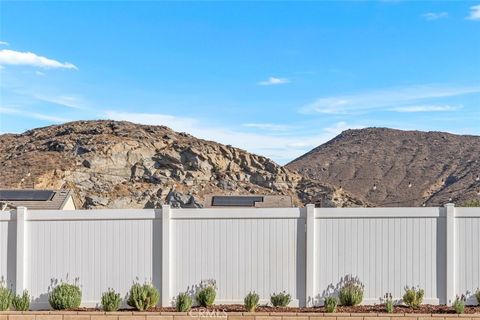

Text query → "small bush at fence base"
[176,292,192,312]
[12,290,30,311]
[49,283,82,310]
[270,292,291,307]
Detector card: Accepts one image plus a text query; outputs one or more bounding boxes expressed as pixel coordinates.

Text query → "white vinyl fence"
[0,204,479,309]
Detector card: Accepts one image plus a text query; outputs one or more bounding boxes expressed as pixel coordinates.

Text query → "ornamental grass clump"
[0,282,13,311]
[402,286,424,308]
[324,296,338,313]
[101,289,121,312]
[244,292,260,312]
[270,292,291,307]
[453,295,466,314]
[12,290,30,311]
[338,275,364,306]
[383,293,394,313]
[127,283,160,311]
[49,283,82,310]
[196,280,217,307]
[175,292,193,312]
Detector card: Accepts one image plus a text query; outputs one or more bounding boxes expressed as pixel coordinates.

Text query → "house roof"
[0,189,73,210]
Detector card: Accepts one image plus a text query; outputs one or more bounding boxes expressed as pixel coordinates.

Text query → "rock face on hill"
[287,128,480,207]
[0,120,364,209]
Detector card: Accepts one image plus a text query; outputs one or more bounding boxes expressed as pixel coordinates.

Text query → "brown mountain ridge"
[0,120,364,209]
[286,127,480,207]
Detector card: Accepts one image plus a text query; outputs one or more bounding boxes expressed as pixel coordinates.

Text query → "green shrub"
[270,292,291,307]
[324,296,338,313]
[196,281,217,307]
[101,289,121,312]
[453,295,466,314]
[127,283,160,311]
[49,283,82,310]
[0,282,13,311]
[459,200,480,207]
[383,293,393,313]
[476,289,480,305]
[12,290,30,311]
[338,276,364,306]
[244,292,260,312]
[402,286,424,308]
[175,292,192,312]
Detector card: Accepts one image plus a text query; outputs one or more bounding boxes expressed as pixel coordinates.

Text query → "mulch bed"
[70,304,480,314]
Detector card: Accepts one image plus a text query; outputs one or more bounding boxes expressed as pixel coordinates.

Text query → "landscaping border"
[2,312,480,320]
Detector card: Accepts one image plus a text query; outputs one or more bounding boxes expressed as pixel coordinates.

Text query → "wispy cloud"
[32,94,86,109]
[0,41,9,46]
[422,12,448,20]
[0,49,78,70]
[0,106,70,123]
[258,77,290,86]
[466,4,480,20]
[104,110,358,164]
[242,123,292,131]
[301,84,480,114]
[390,105,461,113]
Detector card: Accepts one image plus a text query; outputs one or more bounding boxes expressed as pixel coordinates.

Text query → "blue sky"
[0,1,479,164]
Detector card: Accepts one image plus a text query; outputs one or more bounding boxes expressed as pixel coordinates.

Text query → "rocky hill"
[0,120,364,209]
[287,128,480,207]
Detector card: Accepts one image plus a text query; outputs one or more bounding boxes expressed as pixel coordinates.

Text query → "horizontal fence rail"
[0,204,479,309]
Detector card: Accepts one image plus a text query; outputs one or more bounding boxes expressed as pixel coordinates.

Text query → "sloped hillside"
[0,120,365,208]
[287,128,480,206]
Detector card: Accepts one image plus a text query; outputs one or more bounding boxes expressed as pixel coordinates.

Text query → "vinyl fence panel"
[1,204,478,309]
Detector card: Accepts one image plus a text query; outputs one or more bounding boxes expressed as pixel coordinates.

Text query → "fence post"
[445,203,455,306]
[15,206,27,295]
[161,205,171,307]
[305,204,316,307]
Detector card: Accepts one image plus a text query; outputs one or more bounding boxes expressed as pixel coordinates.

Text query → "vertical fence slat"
[15,207,27,295]
[161,205,171,307]
[445,203,456,306]
[305,204,315,306]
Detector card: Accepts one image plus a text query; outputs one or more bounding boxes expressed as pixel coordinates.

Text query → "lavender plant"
[270,292,291,307]
[402,286,424,308]
[127,283,160,311]
[12,290,30,311]
[453,295,466,314]
[49,283,82,310]
[101,289,121,312]
[244,292,260,312]
[195,280,217,307]
[383,293,394,313]
[324,296,338,313]
[175,292,192,312]
[338,275,364,306]
[0,281,13,311]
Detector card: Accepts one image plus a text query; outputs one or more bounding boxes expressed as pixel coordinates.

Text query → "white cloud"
[242,123,292,131]
[0,41,9,46]
[32,94,85,109]
[466,4,480,20]
[0,49,78,70]
[422,12,448,20]
[301,84,480,114]
[390,105,461,112]
[35,71,46,76]
[258,77,290,86]
[104,110,358,164]
[0,107,70,123]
